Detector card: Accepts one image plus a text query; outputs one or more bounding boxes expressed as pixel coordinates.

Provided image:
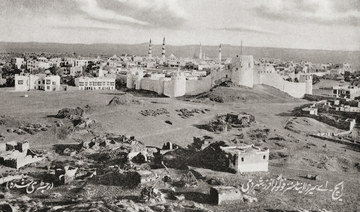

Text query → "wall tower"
[231,55,254,88]
[300,75,313,95]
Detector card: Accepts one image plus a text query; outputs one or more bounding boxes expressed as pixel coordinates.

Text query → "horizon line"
[0,40,359,53]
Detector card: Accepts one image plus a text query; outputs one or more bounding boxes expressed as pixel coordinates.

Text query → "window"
[18,80,23,85]
[52,81,56,85]
[38,81,41,84]
[241,157,244,162]
[47,86,50,90]
[79,82,84,86]
[43,80,45,84]
[46,79,51,85]
[263,155,266,159]
[110,82,115,86]
[85,82,88,86]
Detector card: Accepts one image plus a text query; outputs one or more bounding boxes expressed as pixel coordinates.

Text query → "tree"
[49,66,62,76]
[312,75,320,85]
[6,76,15,87]
[1,65,12,78]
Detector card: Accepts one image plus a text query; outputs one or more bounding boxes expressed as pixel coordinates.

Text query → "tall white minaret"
[199,43,202,59]
[148,39,152,58]
[218,44,222,63]
[162,37,166,60]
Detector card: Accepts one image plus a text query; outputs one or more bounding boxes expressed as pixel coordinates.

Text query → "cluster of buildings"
[9,37,358,98]
[332,85,360,99]
[15,74,60,91]
[302,99,358,131]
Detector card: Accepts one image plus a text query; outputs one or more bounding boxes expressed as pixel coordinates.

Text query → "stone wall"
[259,73,307,98]
[140,78,164,95]
[236,150,269,173]
[185,75,212,95]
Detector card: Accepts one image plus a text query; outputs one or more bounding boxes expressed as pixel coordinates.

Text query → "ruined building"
[0,141,44,169]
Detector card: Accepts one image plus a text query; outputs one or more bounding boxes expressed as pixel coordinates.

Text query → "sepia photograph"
[0,0,359,211]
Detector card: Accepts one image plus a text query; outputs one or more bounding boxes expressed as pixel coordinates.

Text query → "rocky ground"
[0,86,359,212]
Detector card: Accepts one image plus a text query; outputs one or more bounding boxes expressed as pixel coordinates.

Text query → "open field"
[0,86,359,211]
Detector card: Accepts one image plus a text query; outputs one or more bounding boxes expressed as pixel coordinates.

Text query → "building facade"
[14,74,61,91]
[221,145,269,173]
[75,77,116,90]
[332,85,360,99]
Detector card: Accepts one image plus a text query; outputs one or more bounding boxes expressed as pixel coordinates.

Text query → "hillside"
[190,84,305,104]
[1,42,359,65]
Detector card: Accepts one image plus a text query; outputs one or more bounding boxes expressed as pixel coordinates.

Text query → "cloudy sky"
[0,0,359,50]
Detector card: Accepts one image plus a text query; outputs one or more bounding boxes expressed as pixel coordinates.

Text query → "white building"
[332,85,360,99]
[26,58,51,72]
[15,74,61,91]
[221,145,269,173]
[13,58,25,69]
[75,76,116,90]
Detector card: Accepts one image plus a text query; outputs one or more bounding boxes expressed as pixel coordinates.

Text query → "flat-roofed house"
[221,145,269,173]
[75,76,116,90]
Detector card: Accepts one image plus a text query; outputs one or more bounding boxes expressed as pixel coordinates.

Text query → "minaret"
[203,51,206,60]
[218,44,222,63]
[199,43,202,59]
[162,37,166,60]
[148,39,152,58]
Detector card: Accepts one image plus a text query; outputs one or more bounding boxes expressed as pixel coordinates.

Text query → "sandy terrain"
[0,86,359,211]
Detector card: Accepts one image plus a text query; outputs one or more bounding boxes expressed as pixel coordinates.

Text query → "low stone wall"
[304,94,334,101]
[300,112,353,131]
[310,134,360,147]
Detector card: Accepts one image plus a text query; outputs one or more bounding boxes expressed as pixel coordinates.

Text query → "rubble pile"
[140,108,169,117]
[179,171,198,187]
[176,108,210,119]
[248,128,270,141]
[7,123,50,135]
[80,134,144,151]
[0,141,44,169]
[77,134,150,165]
[55,105,96,129]
[208,116,230,133]
[188,136,214,151]
[0,194,45,212]
[140,186,166,204]
[108,94,142,105]
[208,112,255,133]
[55,105,91,119]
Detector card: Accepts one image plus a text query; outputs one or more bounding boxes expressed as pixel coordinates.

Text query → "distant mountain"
[0,42,359,65]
